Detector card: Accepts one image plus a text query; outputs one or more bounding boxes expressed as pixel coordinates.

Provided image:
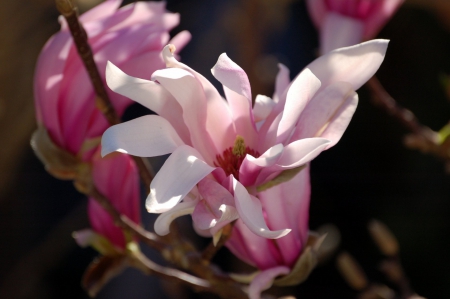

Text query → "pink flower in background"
[307,0,403,53]
[34,0,190,249]
[101,40,388,245]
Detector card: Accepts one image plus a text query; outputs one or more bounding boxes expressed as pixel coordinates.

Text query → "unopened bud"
[358,284,395,299]
[368,220,399,256]
[336,252,368,291]
[55,0,75,16]
[379,260,403,283]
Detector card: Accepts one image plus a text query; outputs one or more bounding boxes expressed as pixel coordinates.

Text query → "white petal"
[321,91,358,148]
[211,53,252,101]
[253,95,276,122]
[146,145,215,213]
[248,266,291,299]
[276,69,321,144]
[233,178,291,239]
[273,63,290,103]
[101,115,184,157]
[106,61,190,144]
[307,39,389,90]
[154,200,198,236]
[290,81,354,142]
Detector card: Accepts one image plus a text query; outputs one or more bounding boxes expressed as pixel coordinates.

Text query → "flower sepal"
[255,164,307,193]
[273,232,326,286]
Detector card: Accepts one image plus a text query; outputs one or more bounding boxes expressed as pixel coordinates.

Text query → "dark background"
[0,0,449,298]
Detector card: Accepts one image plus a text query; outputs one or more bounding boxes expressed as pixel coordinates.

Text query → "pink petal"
[306,39,389,90]
[306,0,328,28]
[168,30,192,52]
[161,45,237,154]
[259,166,311,266]
[233,178,291,239]
[154,200,198,236]
[226,220,282,269]
[364,0,404,39]
[289,81,355,143]
[101,115,184,157]
[276,69,321,144]
[224,87,258,149]
[248,266,291,299]
[152,68,218,163]
[146,145,215,213]
[320,12,365,54]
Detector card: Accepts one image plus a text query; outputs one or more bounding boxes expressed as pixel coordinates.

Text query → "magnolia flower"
[307,0,403,53]
[33,0,189,249]
[102,39,388,241]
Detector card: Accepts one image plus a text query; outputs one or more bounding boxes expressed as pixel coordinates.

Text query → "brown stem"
[366,77,432,138]
[55,0,153,191]
[202,222,235,261]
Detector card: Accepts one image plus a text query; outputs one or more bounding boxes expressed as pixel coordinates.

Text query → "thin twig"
[202,222,235,261]
[90,187,165,251]
[55,0,153,191]
[366,77,432,138]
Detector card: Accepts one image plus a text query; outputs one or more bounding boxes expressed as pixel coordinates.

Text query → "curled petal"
[193,178,235,230]
[233,178,291,239]
[101,115,184,157]
[307,39,389,90]
[248,266,291,299]
[146,145,214,213]
[211,53,252,101]
[154,200,198,236]
[210,204,239,236]
[239,144,284,186]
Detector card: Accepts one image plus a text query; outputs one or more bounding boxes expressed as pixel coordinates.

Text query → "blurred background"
[1,0,450,298]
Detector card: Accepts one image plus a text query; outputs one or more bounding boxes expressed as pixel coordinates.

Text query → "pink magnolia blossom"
[101,40,388,246]
[101,38,389,297]
[34,0,190,249]
[307,0,403,53]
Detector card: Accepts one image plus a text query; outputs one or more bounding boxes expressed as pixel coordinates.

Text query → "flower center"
[214,136,260,180]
